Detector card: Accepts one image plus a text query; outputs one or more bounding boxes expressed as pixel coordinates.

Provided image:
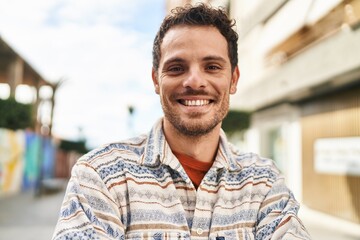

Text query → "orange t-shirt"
[173,151,213,189]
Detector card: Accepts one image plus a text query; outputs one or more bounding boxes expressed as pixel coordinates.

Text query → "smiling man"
[53,4,311,240]
[153,24,239,166]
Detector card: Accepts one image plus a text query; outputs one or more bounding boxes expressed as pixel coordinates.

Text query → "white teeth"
[183,99,210,106]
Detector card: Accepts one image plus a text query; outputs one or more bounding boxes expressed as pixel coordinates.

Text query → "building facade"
[0,36,57,136]
[229,0,360,227]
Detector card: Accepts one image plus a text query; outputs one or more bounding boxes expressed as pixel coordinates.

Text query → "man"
[53,4,311,240]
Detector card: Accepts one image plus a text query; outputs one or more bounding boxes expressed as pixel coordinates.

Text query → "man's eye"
[206,65,221,70]
[168,66,183,72]
[170,67,183,71]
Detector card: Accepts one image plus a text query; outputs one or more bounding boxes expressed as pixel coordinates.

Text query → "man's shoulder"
[77,134,148,167]
[228,144,280,173]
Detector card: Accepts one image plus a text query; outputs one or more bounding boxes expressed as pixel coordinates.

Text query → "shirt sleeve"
[52,161,125,240]
[255,172,311,240]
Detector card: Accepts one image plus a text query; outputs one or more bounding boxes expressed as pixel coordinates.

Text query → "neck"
[163,119,221,163]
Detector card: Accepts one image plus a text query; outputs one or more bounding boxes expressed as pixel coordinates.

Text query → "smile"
[180,99,211,106]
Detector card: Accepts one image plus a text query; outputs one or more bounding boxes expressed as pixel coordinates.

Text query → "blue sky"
[0,0,165,148]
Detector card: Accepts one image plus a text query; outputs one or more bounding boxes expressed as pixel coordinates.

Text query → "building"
[0,35,58,136]
[230,0,360,229]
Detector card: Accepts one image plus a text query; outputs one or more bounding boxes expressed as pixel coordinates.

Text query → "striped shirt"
[52,118,311,240]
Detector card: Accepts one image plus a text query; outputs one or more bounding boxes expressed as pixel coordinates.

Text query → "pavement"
[299,206,360,240]
[0,180,360,240]
[0,179,67,240]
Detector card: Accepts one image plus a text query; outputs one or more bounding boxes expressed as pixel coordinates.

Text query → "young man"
[53,4,311,240]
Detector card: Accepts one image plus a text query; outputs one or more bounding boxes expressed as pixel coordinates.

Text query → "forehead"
[159,25,229,63]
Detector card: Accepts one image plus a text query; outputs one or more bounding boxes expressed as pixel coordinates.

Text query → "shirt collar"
[140,118,242,172]
[215,130,242,171]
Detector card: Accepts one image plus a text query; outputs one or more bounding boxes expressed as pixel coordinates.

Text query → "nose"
[182,67,207,89]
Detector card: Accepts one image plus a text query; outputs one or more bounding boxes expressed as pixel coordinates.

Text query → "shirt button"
[196,228,203,235]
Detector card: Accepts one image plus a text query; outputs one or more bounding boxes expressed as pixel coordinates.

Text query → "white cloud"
[0,0,164,148]
[51,0,138,25]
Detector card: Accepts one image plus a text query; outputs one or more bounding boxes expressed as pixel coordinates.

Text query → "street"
[0,181,359,240]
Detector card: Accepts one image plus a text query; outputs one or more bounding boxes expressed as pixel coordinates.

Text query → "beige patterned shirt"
[53,118,311,240]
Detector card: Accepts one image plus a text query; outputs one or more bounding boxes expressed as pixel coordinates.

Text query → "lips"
[180,99,210,106]
[173,90,215,107]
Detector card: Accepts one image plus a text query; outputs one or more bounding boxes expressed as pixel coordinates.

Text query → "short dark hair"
[152,3,238,72]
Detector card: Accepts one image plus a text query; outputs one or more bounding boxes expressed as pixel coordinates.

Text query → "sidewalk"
[0,180,67,240]
[0,182,359,240]
[299,206,360,240]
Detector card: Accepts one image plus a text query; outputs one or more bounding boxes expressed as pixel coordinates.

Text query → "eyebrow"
[162,57,186,67]
[163,55,227,67]
[202,55,227,63]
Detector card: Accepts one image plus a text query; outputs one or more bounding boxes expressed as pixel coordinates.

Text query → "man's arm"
[256,174,311,240]
[52,161,125,240]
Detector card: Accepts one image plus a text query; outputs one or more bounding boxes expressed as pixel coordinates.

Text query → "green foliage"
[59,139,88,154]
[0,98,33,130]
[222,110,251,136]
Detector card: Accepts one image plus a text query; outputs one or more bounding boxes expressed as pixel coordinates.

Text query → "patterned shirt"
[52,118,311,240]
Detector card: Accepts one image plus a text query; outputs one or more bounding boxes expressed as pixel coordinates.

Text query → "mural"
[0,128,56,195]
[0,129,24,194]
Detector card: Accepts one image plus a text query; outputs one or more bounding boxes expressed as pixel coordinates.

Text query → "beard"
[160,89,229,137]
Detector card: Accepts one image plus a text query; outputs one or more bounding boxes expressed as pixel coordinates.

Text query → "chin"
[173,118,220,137]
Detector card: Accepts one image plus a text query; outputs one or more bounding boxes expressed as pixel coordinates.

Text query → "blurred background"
[0,0,360,239]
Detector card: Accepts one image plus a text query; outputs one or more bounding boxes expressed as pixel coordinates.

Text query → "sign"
[314,137,360,176]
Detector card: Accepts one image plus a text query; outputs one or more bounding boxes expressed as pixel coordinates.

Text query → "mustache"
[172,89,211,98]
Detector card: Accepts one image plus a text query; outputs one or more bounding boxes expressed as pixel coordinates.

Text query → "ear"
[152,68,160,94]
[230,66,240,94]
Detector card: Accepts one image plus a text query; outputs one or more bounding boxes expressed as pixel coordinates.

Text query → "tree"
[222,110,251,136]
[0,97,33,130]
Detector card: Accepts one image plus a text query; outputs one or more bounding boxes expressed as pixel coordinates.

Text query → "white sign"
[314,137,360,176]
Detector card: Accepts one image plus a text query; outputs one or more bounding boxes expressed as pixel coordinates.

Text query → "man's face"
[152,25,239,136]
